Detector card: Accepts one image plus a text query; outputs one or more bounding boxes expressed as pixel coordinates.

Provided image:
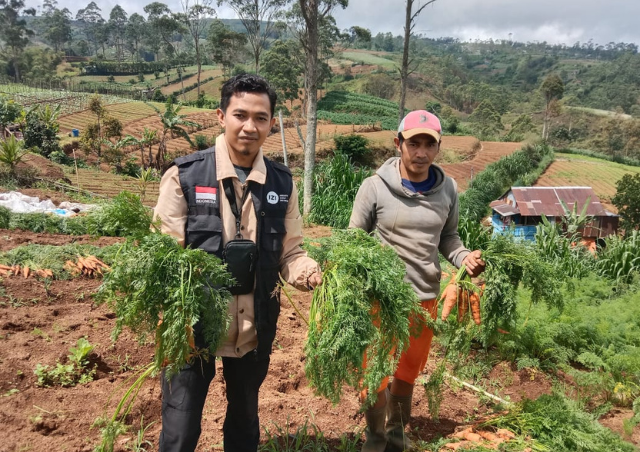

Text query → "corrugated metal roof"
[507,187,608,217]
[491,202,519,216]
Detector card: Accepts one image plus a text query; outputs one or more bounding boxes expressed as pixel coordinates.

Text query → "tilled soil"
[0,229,635,452]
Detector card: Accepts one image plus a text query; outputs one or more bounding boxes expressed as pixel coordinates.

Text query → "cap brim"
[401,128,441,142]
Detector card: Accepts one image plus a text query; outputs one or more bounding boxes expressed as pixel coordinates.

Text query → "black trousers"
[158,351,270,452]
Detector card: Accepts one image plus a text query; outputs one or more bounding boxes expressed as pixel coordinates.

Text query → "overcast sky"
[43,0,640,47]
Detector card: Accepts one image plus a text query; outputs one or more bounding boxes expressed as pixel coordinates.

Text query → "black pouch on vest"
[223,239,257,295]
[221,177,260,295]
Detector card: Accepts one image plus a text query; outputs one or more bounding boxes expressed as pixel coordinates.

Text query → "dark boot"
[361,405,388,452]
[386,391,413,452]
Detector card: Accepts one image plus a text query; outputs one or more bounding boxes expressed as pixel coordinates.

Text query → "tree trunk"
[542,102,549,140]
[13,58,21,83]
[398,0,412,123]
[302,0,319,217]
[196,41,201,98]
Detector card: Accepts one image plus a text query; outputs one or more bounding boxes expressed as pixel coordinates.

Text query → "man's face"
[217,92,275,164]
[394,133,440,181]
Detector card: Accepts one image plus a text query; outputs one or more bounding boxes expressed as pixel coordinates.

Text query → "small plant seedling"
[3,388,19,397]
[34,337,96,387]
[31,328,51,342]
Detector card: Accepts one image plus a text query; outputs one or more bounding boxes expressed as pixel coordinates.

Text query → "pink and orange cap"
[398,110,442,142]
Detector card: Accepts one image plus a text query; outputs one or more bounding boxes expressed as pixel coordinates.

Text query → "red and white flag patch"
[195,186,217,204]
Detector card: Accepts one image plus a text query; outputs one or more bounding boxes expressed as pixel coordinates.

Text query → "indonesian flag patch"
[195,186,217,204]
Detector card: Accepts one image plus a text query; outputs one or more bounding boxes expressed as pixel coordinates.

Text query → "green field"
[338,51,397,69]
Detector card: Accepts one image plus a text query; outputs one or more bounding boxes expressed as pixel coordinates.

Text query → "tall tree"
[43,7,73,52]
[223,0,290,73]
[399,0,437,123]
[109,5,128,66]
[613,173,640,232]
[291,0,347,216]
[207,19,247,76]
[125,13,146,61]
[144,2,184,62]
[178,0,215,97]
[541,73,564,140]
[348,25,370,49]
[76,2,104,56]
[0,0,36,82]
[261,39,303,109]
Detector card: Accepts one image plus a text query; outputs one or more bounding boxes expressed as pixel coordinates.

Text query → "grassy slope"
[534,152,640,209]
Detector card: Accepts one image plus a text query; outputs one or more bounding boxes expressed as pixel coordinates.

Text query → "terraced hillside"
[534,153,640,212]
[442,141,523,191]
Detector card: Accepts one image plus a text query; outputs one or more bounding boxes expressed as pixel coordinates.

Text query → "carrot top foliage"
[304,228,424,407]
[96,233,233,377]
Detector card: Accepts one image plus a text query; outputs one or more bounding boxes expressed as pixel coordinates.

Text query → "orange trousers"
[362,299,438,398]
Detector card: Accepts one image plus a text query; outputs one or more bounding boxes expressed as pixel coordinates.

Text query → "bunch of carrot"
[439,266,484,325]
[0,263,54,279]
[64,255,110,277]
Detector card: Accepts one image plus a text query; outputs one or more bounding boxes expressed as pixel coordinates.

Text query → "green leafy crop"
[34,337,96,387]
[304,229,424,407]
[96,233,233,377]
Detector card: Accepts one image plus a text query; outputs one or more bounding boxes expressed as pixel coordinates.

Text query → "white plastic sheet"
[0,191,95,216]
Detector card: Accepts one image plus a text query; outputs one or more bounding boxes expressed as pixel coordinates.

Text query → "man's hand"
[307,271,323,290]
[462,250,485,277]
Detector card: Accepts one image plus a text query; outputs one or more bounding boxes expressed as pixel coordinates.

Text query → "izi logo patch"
[267,191,289,205]
[266,191,279,204]
[195,186,217,204]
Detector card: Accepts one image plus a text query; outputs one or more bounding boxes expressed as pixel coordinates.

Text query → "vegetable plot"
[97,233,233,376]
[302,229,424,406]
[94,233,233,451]
[425,233,563,418]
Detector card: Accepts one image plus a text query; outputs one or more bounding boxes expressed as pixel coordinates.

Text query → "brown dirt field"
[160,69,223,95]
[18,154,67,182]
[442,141,523,192]
[0,225,571,452]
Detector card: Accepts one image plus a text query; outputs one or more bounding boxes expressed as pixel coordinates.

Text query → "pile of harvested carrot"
[64,255,110,277]
[0,264,53,278]
[437,427,521,451]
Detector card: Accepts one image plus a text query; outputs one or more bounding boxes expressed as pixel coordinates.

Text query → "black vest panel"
[172,147,293,358]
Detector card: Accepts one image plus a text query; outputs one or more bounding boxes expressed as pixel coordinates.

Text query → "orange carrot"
[469,291,481,325]
[0,264,11,271]
[457,288,469,322]
[23,266,29,278]
[186,325,195,350]
[440,282,459,320]
[464,431,482,442]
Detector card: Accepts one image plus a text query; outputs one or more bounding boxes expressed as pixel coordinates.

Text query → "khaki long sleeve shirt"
[154,135,320,357]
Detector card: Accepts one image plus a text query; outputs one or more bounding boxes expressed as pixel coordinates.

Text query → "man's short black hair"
[220,74,277,118]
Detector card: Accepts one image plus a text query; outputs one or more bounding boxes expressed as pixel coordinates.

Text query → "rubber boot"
[361,405,388,452]
[386,391,413,452]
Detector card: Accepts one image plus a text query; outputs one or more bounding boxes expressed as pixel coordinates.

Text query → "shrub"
[23,105,61,158]
[153,89,167,102]
[49,150,74,165]
[194,134,211,151]
[333,134,369,160]
[137,73,145,82]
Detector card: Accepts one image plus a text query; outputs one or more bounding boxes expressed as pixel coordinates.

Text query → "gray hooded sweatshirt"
[349,157,470,300]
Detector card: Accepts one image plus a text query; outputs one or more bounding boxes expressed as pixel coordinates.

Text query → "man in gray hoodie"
[349,110,485,451]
